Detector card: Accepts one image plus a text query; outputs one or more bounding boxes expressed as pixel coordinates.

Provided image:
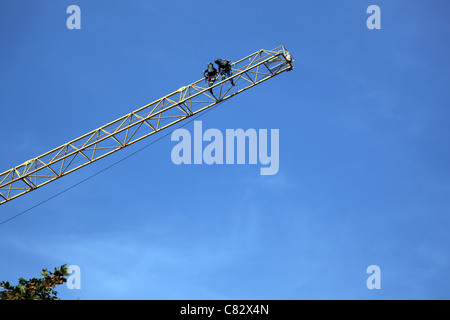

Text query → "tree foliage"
[0,264,70,300]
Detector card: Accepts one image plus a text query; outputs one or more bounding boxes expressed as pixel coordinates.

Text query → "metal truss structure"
[0,45,294,205]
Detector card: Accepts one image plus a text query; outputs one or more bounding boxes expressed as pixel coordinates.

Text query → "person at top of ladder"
[203,62,218,94]
[214,59,235,86]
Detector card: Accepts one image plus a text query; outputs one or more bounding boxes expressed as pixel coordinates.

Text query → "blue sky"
[1,0,449,299]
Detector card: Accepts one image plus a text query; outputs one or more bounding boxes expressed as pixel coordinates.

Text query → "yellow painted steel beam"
[0,46,294,205]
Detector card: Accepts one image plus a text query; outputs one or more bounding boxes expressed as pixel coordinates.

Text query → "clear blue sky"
[1,0,449,299]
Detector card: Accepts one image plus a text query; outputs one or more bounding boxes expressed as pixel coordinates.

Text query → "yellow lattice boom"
[0,45,294,205]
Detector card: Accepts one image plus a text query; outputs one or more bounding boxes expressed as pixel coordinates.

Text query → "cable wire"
[0,100,225,227]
